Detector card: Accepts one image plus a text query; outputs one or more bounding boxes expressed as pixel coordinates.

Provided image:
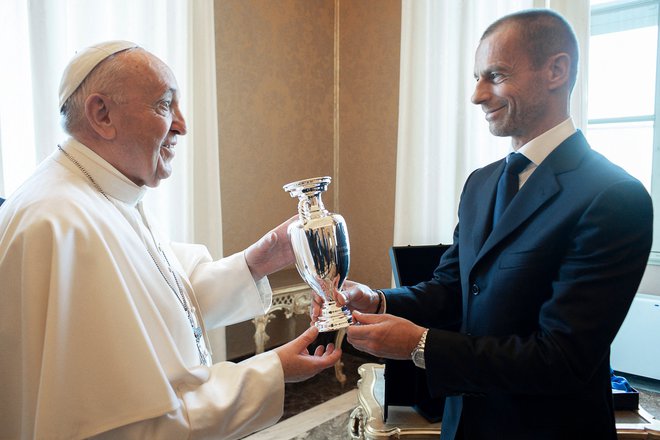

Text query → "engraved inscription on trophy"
[283,176,352,332]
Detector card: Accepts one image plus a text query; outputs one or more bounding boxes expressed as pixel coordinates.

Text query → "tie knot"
[505,153,530,175]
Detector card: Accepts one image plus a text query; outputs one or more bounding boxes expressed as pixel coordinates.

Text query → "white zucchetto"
[58,40,139,110]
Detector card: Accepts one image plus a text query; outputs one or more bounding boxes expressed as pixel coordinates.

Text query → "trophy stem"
[315,300,352,332]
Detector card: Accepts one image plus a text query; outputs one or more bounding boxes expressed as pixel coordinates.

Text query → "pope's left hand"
[275,325,342,383]
[347,311,426,360]
[245,216,297,280]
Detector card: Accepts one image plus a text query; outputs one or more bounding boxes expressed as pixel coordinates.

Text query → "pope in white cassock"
[0,41,341,440]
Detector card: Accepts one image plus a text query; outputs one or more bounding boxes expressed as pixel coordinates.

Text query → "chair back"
[389,244,450,287]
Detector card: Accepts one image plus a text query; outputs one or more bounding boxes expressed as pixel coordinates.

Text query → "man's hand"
[347,311,426,360]
[245,216,297,280]
[274,326,342,383]
[339,280,382,313]
[311,280,381,323]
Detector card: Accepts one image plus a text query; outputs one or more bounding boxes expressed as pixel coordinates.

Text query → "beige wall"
[338,1,401,288]
[215,0,401,357]
[215,0,337,255]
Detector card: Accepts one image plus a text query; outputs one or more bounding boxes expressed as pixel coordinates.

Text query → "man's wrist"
[411,328,429,369]
[374,289,384,313]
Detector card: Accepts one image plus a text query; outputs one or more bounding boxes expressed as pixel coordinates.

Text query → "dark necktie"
[493,152,530,226]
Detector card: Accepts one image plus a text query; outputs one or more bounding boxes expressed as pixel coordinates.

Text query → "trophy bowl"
[283,176,352,332]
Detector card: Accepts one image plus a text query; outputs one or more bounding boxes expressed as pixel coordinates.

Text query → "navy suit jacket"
[385,131,653,440]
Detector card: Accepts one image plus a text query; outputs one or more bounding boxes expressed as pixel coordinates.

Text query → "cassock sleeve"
[169,242,274,328]
[89,245,286,439]
[90,351,285,440]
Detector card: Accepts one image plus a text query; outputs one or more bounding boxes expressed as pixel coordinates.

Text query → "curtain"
[393,0,590,248]
[0,0,226,358]
[0,0,222,251]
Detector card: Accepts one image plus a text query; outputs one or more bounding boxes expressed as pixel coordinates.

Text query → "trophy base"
[315,300,352,332]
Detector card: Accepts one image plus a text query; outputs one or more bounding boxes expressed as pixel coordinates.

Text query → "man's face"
[111,51,187,187]
[471,25,548,147]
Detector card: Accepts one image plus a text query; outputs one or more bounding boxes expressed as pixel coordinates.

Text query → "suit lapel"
[472,131,590,267]
[477,166,559,260]
[469,160,504,254]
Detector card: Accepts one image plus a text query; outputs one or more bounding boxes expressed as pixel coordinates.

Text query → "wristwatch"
[411,328,429,369]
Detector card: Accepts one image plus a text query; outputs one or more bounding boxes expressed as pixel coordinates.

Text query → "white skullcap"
[58,40,139,110]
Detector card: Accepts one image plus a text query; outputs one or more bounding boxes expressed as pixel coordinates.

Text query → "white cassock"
[0,138,285,440]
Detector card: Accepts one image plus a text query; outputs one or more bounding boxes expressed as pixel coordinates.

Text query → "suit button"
[471,284,480,295]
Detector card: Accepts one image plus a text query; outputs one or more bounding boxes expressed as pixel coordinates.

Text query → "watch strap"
[411,328,429,369]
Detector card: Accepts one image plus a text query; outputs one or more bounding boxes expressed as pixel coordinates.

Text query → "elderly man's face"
[112,50,187,187]
[471,25,549,148]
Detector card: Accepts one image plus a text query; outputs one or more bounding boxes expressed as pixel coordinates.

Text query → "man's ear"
[84,94,117,140]
[547,52,571,91]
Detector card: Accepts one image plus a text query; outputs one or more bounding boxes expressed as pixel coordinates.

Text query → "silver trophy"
[283,176,352,332]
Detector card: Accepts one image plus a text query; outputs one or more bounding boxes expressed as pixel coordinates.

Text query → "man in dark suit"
[340,9,653,440]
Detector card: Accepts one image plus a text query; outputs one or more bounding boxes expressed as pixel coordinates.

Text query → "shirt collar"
[59,137,148,206]
[517,118,576,166]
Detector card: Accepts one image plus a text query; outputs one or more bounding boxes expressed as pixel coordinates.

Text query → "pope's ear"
[84,94,117,140]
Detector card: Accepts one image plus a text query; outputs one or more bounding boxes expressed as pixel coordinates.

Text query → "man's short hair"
[481,9,579,91]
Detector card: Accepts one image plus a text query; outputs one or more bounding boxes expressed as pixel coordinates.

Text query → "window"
[588,0,660,262]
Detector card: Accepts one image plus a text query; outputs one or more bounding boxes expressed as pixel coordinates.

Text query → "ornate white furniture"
[350,363,660,440]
